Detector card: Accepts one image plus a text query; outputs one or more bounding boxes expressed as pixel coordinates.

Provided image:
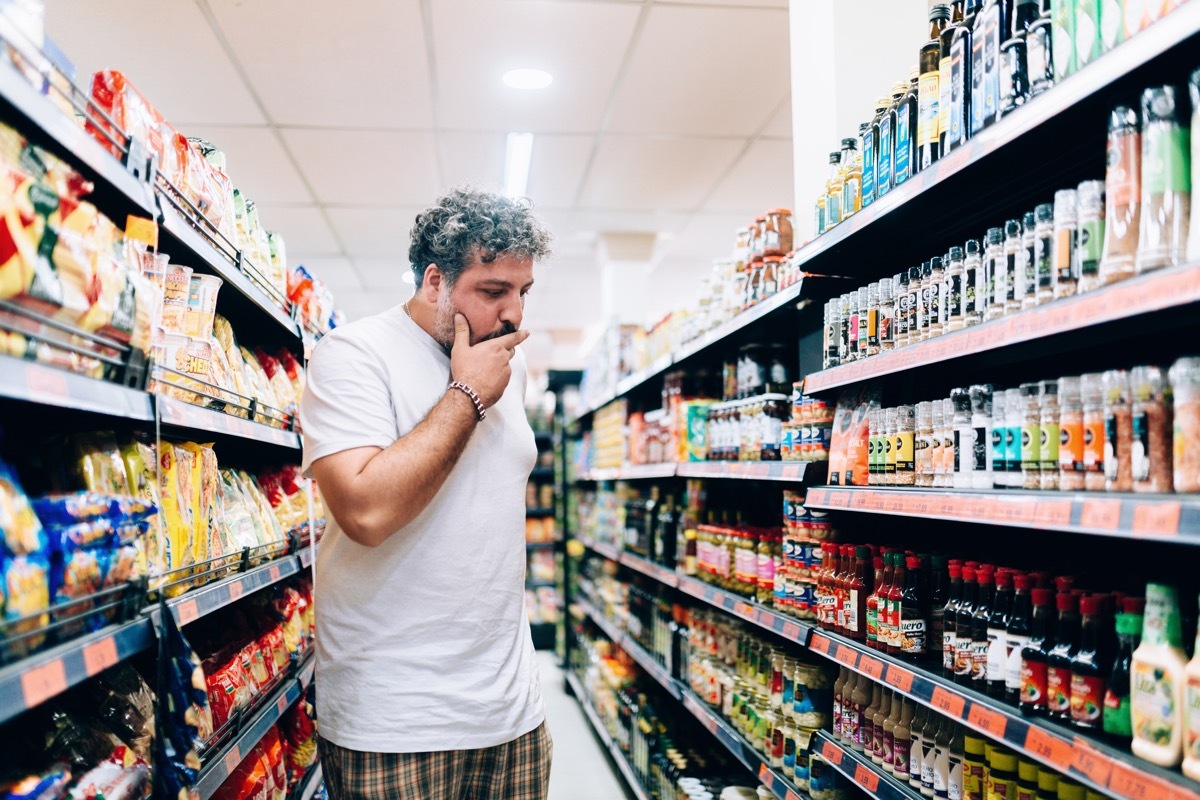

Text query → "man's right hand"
[450,313,530,408]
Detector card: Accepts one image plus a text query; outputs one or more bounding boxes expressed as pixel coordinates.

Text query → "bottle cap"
[1115,612,1143,636]
[1079,596,1103,615]
[842,137,859,150]
[1023,211,1036,228]
[1013,573,1031,591]
[995,570,1013,588]
[949,564,962,578]
[907,555,922,570]
[987,227,1004,244]
[1055,575,1074,592]
[930,3,952,20]
[950,245,964,260]
[1031,588,1054,605]
[1035,203,1053,223]
[829,151,842,164]
[1005,219,1022,237]
[965,239,981,255]
[1142,85,1180,124]
[977,568,994,585]
[1056,592,1079,612]
[1122,596,1145,615]
[926,258,937,275]
[910,265,922,280]
[963,566,977,582]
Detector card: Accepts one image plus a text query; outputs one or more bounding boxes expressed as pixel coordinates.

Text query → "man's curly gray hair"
[408,187,553,288]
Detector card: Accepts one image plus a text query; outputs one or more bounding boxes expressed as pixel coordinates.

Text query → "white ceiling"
[45,0,795,369]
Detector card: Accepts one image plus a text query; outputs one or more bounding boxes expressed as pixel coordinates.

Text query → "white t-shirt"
[299,304,543,753]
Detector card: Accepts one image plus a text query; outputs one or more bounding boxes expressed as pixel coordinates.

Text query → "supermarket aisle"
[538,650,629,800]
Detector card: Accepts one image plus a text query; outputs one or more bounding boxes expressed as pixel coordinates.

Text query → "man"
[300,187,554,799]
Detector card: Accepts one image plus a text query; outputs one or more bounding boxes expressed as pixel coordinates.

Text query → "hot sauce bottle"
[846,546,873,642]
[867,553,887,650]
[888,553,909,656]
[1069,594,1112,730]
[1046,592,1081,723]
[944,560,964,676]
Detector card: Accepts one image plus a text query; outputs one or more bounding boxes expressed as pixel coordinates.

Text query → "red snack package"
[828,386,879,487]
[203,652,248,732]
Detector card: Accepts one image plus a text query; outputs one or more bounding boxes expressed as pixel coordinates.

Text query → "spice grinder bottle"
[1136,86,1191,273]
[1100,105,1141,286]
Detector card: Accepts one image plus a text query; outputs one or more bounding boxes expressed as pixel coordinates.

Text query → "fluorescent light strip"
[504,132,534,199]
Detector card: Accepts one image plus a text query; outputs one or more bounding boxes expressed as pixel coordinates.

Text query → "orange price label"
[967,704,1008,738]
[860,656,885,680]
[786,791,802,800]
[811,635,831,654]
[885,666,914,693]
[783,621,802,640]
[224,745,242,774]
[1131,502,1181,538]
[835,645,859,668]
[1023,727,1073,772]
[821,740,844,764]
[931,687,966,718]
[20,660,67,708]
[1071,738,1113,787]
[82,637,119,676]
[276,693,290,715]
[1169,784,1200,800]
[269,564,282,582]
[176,599,199,625]
[1034,499,1073,528]
[1108,761,1164,800]
[1080,498,1122,531]
[783,465,801,480]
[806,488,828,505]
[125,215,159,248]
[855,764,880,793]
[228,581,244,601]
[26,364,68,400]
[758,763,770,782]
[829,492,852,508]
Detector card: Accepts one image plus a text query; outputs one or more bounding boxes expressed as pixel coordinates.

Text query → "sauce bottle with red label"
[955,566,979,684]
[1046,592,1081,723]
[1019,588,1055,715]
[1069,594,1112,730]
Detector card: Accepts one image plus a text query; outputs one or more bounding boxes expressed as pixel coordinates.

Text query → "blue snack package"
[0,461,48,556]
[51,547,109,606]
[46,519,116,554]
[153,607,208,800]
[2,766,71,800]
[30,493,111,527]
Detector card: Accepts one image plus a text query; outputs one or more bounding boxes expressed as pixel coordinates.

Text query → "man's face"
[429,251,535,348]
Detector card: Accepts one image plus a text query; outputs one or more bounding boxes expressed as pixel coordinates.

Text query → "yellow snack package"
[156,445,192,594]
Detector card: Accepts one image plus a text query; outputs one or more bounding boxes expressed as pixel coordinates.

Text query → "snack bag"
[0,459,47,555]
[3,553,50,648]
[152,606,207,800]
[828,386,879,487]
[156,446,193,591]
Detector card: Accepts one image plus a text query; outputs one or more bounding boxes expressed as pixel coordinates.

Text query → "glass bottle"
[842,139,863,221]
[970,383,994,490]
[1102,369,1133,492]
[923,259,938,340]
[895,271,911,348]
[987,570,1013,699]
[879,276,896,352]
[944,561,964,677]
[932,399,947,488]
[1033,203,1055,304]
[1076,180,1106,292]
[929,554,949,670]
[1004,219,1024,314]
[992,388,1008,490]
[897,71,921,186]
[1028,0,1054,97]
[908,265,923,344]
[971,0,1008,136]
[963,238,984,326]
[912,702,932,795]
[863,681,882,762]
[1019,588,1055,715]
[1053,189,1078,299]
[1100,105,1141,285]
[971,567,995,690]
[1059,376,1085,491]
[872,689,893,766]
[885,406,898,486]
[946,246,966,331]
[947,0,983,152]
[1006,574,1034,706]
[1039,380,1060,490]
[1005,387,1024,490]
[857,285,870,360]
[1051,0,1076,80]
[867,282,881,357]
[1046,592,1081,723]
[884,689,902,773]
[877,83,906,199]
[933,715,954,800]
[951,387,974,489]
[999,30,1030,118]
[847,546,872,643]
[919,5,952,171]
[846,292,860,362]
[954,566,979,685]
[1070,595,1111,731]
[887,553,908,656]
[867,554,887,651]
[1020,383,1042,489]
[850,663,872,751]
[1102,597,1143,743]
[900,555,928,659]
[917,401,935,487]
[824,152,844,230]
[939,1,966,153]
[863,96,891,209]
[948,724,966,800]
[1136,86,1192,273]
[894,697,916,781]
[1020,210,1038,309]
[943,397,957,488]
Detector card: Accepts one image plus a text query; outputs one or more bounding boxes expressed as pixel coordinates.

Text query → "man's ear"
[422,264,443,301]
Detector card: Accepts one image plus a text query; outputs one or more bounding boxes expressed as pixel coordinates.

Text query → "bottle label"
[932,749,948,793]
[927,283,940,326]
[956,427,976,476]
[1047,664,1071,713]
[949,38,968,148]
[1185,674,1200,760]
[948,755,964,800]
[980,6,1001,124]
[944,629,957,672]
[1053,3,1076,77]
[989,255,1004,307]
[828,192,843,228]
[919,72,940,148]
[901,616,927,654]
[1132,661,1177,745]
[1054,228,1074,284]
[939,56,952,138]
[1108,131,1140,206]
[1104,412,1120,481]
[1145,125,1191,196]
[1062,419,1085,472]
[973,426,988,472]
[867,309,880,347]
[1023,243,1037,297]
[1079,218,1103,276]
[1021,658,1047,707]
[897,431,915,471]
[1006,425,1021,473]
[894,737,911,776]
[845,704,861,744]
[878,118,893,195]
[972,636,988,679]
[948,273,963,317]
[1070,673,1106,724]
[964,264,978,315]
[1040,422,1060,472]
[1103,689,1133,738]
[863,130,876,205]
[1036,233,1053,287]
[1005,635,1031,694]
[883,730,896,766]
[1022,423,1041,471]
[847,589,859,634]
[896,106,913,184]
[1132,410,1150,481]
[1006,253,1018,301]
[986,626,1007,683]
[992,427,1006,474]
[867,603,879,644]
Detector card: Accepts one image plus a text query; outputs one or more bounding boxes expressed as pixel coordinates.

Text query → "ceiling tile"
[294,257,364,294]
[579,136,743,211]
[526,134,594,209]
[659,213,753,262]
[432,0,640,133]
[184,125,313,205]
[281,130,439,206]
[439,133,505,194]
[45,0,264,125]
[206,0,433,129]
[701,137,794,214]
[762,97,793,138]
[657,0,788,6]
[326,208,425,259]
[253,205,341,257]
[606,4,790,137]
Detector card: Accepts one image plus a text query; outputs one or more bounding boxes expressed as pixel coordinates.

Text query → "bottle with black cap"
[919,4,953,170]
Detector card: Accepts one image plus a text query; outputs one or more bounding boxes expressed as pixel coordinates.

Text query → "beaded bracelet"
[448,381,487,421]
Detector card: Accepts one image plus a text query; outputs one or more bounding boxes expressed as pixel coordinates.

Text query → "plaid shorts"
[317,722,553,800]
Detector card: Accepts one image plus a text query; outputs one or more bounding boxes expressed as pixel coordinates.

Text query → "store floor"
[537,650,629,800]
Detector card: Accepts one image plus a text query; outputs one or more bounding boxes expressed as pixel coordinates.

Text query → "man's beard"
[432,292,518,348]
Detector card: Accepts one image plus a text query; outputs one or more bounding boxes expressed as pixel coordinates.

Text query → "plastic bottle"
[1103,597,1144,743]
[1039,380,1061,491]
[952,388,974,489]
[985,227,1007,322]
[1033,203,1056,304]
[873,688,893,766]
[1081,373,1106,491]
[992,390,1008,490]
[1100,105,1141,285]
[963,239,984,326]
[909,265,924,343]
[1131,583,1188,767]
[946,246,966,332]
[857,285,870,360]
[933,716,953,799]
[880,276,896,352]
[928,258,944,339]
[970,384,994,489]
[894,697,917,781]
[1005,387,1024,489]
[1046,592,1081,723]
[1074,0,1102,68]
[1004,219,1024,313]
[884,686,903,773]
[1020,210,1038,309]
[1051,0,1076,80]
[1189,68,1200,263]
[1059,376,1085,491]
[955,566,979,684]
[1076,180,1106,292]
[948,724,965,800]
[1136,86,1191,273]
[1101,0,1126,52]
[888,554,908,657]
[896,271,911,349]
[1020,588,1056,715]
[1183,592,1200,780]
[1053,189,1078,299]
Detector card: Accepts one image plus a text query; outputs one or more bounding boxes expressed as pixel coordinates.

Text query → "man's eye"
[486,290,504,299]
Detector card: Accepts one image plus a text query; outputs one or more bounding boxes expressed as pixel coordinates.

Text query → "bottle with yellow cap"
[985,749,1018,800]
[1034,767,1058,800]
[1014,759,1038,800]
[963,730,987,800]
[1056,777,1084,800]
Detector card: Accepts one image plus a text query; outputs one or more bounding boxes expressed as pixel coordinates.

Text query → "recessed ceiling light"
[503,68,553,90]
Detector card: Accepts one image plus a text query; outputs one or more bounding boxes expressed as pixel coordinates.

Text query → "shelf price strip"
[814,732,916,800]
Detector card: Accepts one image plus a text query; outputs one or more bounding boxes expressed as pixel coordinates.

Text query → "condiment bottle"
[863,681,882,760]
[1101,105,1141,285]
[908,265,923,343]
[1050,0,1076,80]
[884,686,903,772]
[917,401,935,487]
[970,384,994,489]
[932,399,947,488]
[857,285,870,360]
[963,729,987,800]
[971,567,995,689]
[866,282,881,357]
[1003,219,1023,313]
[885,406,898,486]
[1046,592,1081,723]
[946,246,966,332]
[971,0,1008,135]
[910,701,930,794]
[932,719,955,800]
[863,96,891,208]
[873,688,893,765]
[999,30,1030,118]
[842,143,862,222]
[984,227,1006,322]
[951,388,974,489]
[900,555,928,658]
[954,566,979,685]
[1005,574,1033,705]
[1183,593,1200,780]
[1038,380,1060,490]
[1020,210,1038,309]
[939,1,966,153]
[1131,365,1173,493]
[846,292,860,361]
[896,271,911,348]
[947,0,980,152]
[850,665,872,752]
[1027,1,1054,97]
[869,552,894,651]
[919,6,952,171]
[1004,387,1023,490]
[894,697,916,781]
[1103,596,1144,743]
[1033,203,1055,304]
[1058,376,1085,490]
[1080,373,1106,491]
[1020,383,1042,489]
[824,152,844,230]
[991,390,1008,490]
[986,569,1013,699]
[1069,594,1110,730]
[888,553,908,656]
[1131,583,1188,767]
[1074,0,1102,68]
[1075,180,1106,292]
[927,258,943,338]
[1102,369,1133,492]
[1019,587,1056,715]
[943,397,957,487]
[1052,189,1078,299]
[1189,67,1200,263]
[948,724,966,800]
[1170,356,1200,493]
[963,239,984,326]
[1136,86,1191,273]
[944,561,964,677]
[877,86,905,200]
[897,71,921,186]
[847,546,872,642]
[929,555,950,669]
